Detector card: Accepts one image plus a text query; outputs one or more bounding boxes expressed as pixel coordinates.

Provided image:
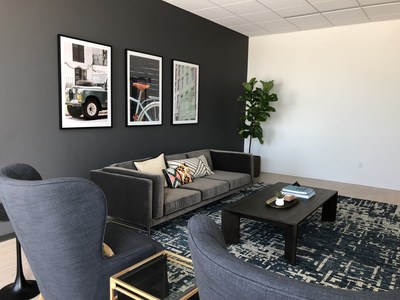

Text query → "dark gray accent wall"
[0,0,248,179]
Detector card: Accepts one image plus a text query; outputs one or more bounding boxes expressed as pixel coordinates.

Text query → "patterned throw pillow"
[167,156,214,178]
[176,164,193,184]
[162,164,193,188]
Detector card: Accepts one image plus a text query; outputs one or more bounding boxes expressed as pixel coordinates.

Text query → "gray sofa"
[91,149,253,232]
[188,214,399,300]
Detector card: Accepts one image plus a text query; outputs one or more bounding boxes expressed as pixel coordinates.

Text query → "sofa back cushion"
[113,160,137,170]
[113,157,154,171]
[186,150,213,170]
[165,153,187,161]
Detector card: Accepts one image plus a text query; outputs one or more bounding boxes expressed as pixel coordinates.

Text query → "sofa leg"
[108,219,151,235]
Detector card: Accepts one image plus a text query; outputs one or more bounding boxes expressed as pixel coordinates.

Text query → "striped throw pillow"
[167,156,214,178]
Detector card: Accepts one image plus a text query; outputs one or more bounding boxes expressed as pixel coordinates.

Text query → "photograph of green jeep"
[65,77,108,120]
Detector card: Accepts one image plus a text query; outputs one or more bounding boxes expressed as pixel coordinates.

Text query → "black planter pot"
[253,155,261,178]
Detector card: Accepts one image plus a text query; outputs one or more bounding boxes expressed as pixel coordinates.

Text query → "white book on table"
[282,185,314,195]
[282,190,315,199]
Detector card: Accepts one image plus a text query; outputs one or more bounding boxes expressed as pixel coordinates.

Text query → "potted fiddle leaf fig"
[237,78,278,177]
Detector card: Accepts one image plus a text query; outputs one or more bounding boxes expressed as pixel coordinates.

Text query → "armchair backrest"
[0,163,42,221]
[187,214,398,300]
[1,162,42,181]
[0,164,107,299]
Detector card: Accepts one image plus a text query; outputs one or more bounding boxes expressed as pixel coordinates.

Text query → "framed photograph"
[58,35,112,129]
[126,50,162,126]
[172,60,199,124]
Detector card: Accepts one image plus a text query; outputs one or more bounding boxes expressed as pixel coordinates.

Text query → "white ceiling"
[162,0,400,36]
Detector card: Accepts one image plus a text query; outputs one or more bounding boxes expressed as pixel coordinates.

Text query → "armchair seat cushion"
[205,170,251,190]
[179,178,229,200]
[164,188,201,216]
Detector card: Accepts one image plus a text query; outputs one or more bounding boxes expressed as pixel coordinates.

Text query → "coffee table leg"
[222,210,240,244]
[284,224,297,264]
[322,192,338,222]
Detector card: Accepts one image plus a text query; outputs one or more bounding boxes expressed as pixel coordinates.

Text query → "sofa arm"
[210,150,254,179]
[90,168,163,230]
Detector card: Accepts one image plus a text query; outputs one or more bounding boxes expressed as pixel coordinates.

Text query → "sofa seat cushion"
[204,170,251,190]
[179,178,229,201]
[105,222,163,254]
[164,188,201,216]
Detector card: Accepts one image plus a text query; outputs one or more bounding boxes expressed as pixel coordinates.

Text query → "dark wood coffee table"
[222,182,338,264]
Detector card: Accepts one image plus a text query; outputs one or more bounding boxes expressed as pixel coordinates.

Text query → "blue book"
[282,185,314,195]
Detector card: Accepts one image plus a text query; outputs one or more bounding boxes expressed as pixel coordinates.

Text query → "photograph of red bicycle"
[126,50,162,126]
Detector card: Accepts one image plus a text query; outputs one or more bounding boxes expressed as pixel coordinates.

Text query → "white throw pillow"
[134,153,168,187]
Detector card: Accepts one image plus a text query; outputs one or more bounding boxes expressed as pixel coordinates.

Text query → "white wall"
[248,20,400,190]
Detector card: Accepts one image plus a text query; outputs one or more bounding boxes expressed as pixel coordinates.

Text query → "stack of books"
[282,185,315,199]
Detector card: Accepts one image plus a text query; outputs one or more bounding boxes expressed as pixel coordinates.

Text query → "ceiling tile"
[307,0,359,12]
[213,15,251,26]
[162,0,400,36]
[363,3,400,21]
[258,0,318,17]
[246,29,273,36]
[241,9,283,23]
[249,31,273,36]
[193,6,234,19]
[166,0,217,11]
[230,23,264,31]
[358,0,395,5]
[222,0,270,14]
[210,0,248,5]
[257,0,312,9]
[258,19,300,32]
[288,13,333,29]
[323,7,369,25]
[230,23,270,35]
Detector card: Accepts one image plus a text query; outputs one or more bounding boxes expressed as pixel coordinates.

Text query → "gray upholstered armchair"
[0,163,164,299]
[187,214,399,300]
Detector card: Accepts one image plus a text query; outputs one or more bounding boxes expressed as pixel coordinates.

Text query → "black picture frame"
[58,35,112,129]
[172,60,199,125]
[126,49,162,126]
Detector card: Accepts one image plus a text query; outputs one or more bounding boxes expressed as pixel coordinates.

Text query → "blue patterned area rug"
[151,183,400,292]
